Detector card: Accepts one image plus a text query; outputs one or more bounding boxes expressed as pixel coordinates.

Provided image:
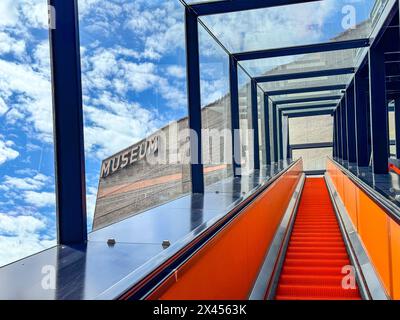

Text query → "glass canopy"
[183,0,390,103]
[197,0,386,53]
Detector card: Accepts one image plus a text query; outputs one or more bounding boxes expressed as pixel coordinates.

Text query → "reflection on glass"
[289,115,334,145]
[200,0,381,53]
[238,66,254,174]
[78,0,191,230]
[292,148,333,171]
[0,1,56,267]
[199,24,233,186]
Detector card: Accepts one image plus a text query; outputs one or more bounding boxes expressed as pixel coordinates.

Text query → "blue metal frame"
[341,98,348,161]
[267,84,346,96]
[337,105,343,159]
[368,41,389,174]
[251,80,260,169]
[229,56,241,176]
[278,110,283,160]
[272,103,278,162]
[333,111,337,157]
[278,104,337,111]
[274,95,342,105]
[395,98,400,159]
[354,71,370,166]
[346,82,357,163]
[189,0,320,16]
[254,68,354,83]
[264,94,271,164]
[233,39,369,61]
[185,7,204,193]
[284,109,334,118]
[49,0,87,244]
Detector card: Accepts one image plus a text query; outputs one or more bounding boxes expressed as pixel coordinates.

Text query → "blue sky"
[0,0,375,267]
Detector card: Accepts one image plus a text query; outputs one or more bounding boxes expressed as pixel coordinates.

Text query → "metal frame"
[49,0,87,244]
[43,0,400,246]
[251,79,261,169]
[189,0,320,16]
[274,95,342,105]
[233,39,369,61]
[283,109,334,118]
[346,82,357,163]
[267,84,346,96]
[185,7,204,193]
[229,56,242,176]
[254,68,355,83]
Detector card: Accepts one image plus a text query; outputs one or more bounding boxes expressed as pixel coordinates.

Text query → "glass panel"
[257,87,266,166]
[240,49,360,78]
[260,74,351,93]
[0,1,56,267]
[78,0,191,231]
[199,24,233,186]
[238,66,254,174]
[292,148,333,171]
[289,115,333,145]
[199,0,385,53]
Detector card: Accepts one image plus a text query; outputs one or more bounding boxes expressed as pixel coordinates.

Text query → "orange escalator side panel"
[148,161,303,300]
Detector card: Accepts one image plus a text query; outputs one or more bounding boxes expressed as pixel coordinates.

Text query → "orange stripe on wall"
[98,164,228,198]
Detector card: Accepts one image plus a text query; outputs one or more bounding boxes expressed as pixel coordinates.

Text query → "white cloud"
[0,235,55,267]
[166,65,186,79]
[0,211,56,267]
[23,191,55,208]
[1,173,49,191]
[0,212,45,235]
[83,93,161,159]
[0,137,19,165]
[0,0,19,28]
[0,58,53,142]
[0,32,26,57]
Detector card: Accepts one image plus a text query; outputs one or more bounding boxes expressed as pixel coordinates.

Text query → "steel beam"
[189,0,320,16]
[278,104,337,111]
[394,98,400,159]
[278,110,283,160]
[341,98,348,161]
[49,0,87,244]
[267,84,346,96]
[346,82,357,163]
[234,39,369,61]
[229,56,241,176]
[272,103,278,162]
[274,95,342,105]
[369,46,389,174]
[283,109,334,118]
[354,72,370,166]
[290,142,333,150]
[251,79,260,169]
[185,8,204,192]
[264,94,271,164]
[255,68,355,83]
[337,105,343,159]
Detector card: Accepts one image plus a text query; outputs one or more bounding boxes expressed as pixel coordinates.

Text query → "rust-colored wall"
[147,161,303,300]
[327,159,400,299]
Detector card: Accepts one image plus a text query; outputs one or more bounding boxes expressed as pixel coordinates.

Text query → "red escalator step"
[274,177,361,300]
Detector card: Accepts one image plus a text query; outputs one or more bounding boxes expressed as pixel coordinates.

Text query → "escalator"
[274,177,361,300]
